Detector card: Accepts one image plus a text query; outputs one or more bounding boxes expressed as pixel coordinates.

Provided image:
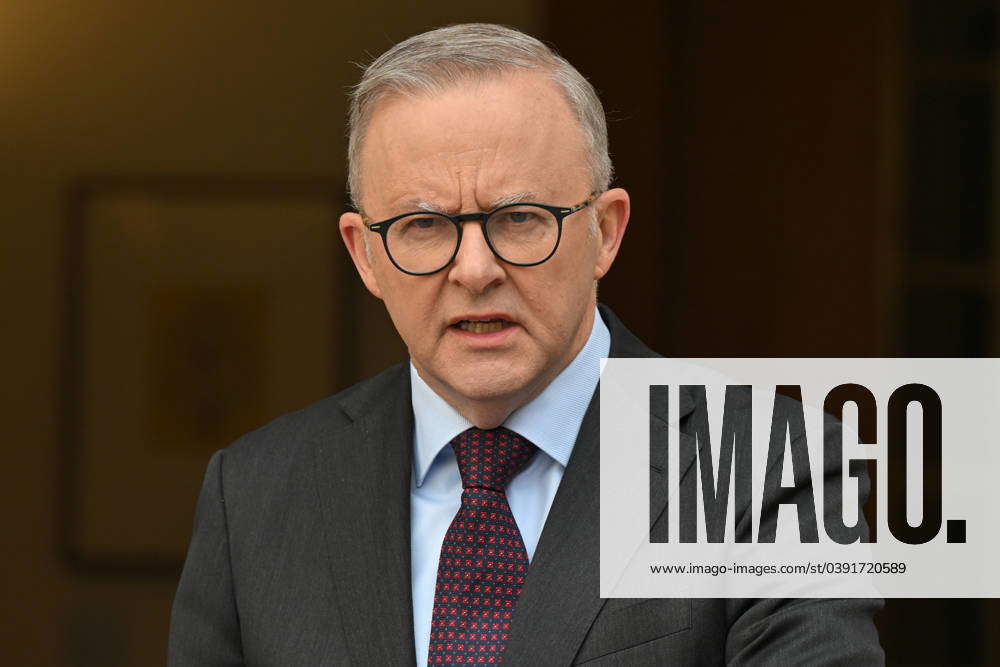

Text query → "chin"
[447,366,536,403]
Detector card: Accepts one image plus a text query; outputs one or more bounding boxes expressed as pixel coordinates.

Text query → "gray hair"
[347,23,612,211]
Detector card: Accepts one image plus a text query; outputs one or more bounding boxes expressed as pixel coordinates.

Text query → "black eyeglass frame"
[361,192,600,276]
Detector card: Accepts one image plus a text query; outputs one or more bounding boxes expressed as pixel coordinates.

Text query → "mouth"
[451,318,516,334]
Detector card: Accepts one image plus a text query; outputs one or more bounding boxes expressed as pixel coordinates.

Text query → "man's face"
[341,71,627,422]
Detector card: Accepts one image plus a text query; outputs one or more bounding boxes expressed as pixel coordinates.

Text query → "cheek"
[375,273,411,321]
[518,268,593,337]
[378,274,439,340]
[546,250,598,331]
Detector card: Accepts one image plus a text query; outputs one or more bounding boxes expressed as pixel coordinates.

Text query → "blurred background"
[2,0,997,664]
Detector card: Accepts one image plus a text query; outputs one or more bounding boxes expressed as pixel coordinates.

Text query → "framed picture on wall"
[60,177,358,572]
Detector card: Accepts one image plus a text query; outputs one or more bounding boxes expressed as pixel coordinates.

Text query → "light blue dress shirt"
[409,307,610,665]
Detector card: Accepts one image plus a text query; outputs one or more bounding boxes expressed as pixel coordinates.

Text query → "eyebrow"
[486,191,540,209]
[402,191,542,215]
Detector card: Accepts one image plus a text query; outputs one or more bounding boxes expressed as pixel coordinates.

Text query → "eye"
[397,215,446,234]
[410,217,439,230]
[504,210,537,223]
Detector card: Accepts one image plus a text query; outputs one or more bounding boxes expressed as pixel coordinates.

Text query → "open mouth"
[452,319,515,334]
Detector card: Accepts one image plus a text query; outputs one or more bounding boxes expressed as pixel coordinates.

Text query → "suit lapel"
[504,306,695,664]
[502,387,603,665]
[312,365,416,665]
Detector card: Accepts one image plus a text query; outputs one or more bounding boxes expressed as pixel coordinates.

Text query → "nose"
[447,220,506,293]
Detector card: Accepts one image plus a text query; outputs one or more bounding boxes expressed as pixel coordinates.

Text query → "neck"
[420,370,549,430]
[453,401,521,431]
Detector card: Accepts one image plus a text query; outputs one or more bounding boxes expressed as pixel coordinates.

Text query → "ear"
[593,188,630,280]
[339,211,384,300]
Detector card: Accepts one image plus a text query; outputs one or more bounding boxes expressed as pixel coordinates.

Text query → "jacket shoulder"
[220,362,408,468]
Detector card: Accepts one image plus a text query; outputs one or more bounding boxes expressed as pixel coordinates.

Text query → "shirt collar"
[410,306,611,486]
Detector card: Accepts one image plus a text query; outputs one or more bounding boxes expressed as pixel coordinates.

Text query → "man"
[169,23,883,665]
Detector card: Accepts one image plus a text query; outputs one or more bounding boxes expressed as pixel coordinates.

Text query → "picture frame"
[59,176,358,573]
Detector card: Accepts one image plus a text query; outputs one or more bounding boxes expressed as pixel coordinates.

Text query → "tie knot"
[450,427,537,491]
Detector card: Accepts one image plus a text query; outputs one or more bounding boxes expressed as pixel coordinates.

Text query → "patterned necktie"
[427,427,538,664]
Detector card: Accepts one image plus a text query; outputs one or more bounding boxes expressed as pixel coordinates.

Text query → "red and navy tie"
[427,427,538,664]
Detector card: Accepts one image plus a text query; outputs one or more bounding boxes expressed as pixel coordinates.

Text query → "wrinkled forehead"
[357,71,591,215]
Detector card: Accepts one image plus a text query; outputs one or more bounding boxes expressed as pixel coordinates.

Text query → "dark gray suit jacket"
[169,305,884,665]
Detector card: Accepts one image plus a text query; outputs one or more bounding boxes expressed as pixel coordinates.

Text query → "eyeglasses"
[361,192,599,276]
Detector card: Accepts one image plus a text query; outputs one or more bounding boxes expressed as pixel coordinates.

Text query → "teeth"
[457,320,506,334]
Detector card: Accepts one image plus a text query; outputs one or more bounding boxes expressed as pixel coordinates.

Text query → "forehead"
[359,71,591,214]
